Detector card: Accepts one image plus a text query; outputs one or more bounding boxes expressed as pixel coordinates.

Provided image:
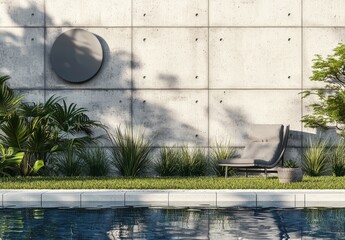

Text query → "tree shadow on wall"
[0,2,203,148]
[0,2,51,90]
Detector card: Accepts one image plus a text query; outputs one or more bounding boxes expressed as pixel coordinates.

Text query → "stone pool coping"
[0,189,344,209]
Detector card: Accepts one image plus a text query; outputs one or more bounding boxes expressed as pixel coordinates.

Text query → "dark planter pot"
[277,167,303,183]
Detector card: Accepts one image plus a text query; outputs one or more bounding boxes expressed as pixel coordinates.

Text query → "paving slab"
[305,192,345,208]
[169,191,217,208]
[81,191,125,208]
[125,191,169,207]
[42,191,82,208]
[3,191,44,208]
[217,192,256,208]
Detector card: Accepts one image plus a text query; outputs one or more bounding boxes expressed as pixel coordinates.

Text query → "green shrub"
[155,147,180,176]
[303,137,329,176]
[329,140,345,176]
[178,147,207,176]
[283,159,299,168]
[0,75,104,176]
[301,43,345,137]
[109,126,152,177]
[79,147,110,177]
[0,144,24,177]
[53,147,84,176]
[210,140,237,176]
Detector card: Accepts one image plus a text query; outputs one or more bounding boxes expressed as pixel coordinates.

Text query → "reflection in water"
[0,208,345,239]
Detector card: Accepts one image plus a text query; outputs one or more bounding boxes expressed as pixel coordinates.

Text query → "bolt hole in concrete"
[220,38,223,41]
[195,100,198,103]
[288,76,291,79]
[143,13,146,16]
[143,76,146,79]
[195,13,198,16]
[288,38,291,41]
[143,100,146,103]
[288,13,291,16]
[195,38,198,41]
[195,134,198,137]
[31,38,34,41]
[143,38,146,41]
[220,100,223,103]
[195,76,198,79]
[31,13,34,16]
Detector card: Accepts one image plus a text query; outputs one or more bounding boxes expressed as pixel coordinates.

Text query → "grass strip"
[0,176,344,189]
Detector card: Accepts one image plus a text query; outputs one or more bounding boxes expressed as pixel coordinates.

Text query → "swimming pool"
[0,207,344,239]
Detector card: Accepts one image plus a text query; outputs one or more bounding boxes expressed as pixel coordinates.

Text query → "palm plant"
[0,75,104,176]
[109,126,152,177]
[0,75,23,122]
[303,137,330,176]
[0,144,24,177]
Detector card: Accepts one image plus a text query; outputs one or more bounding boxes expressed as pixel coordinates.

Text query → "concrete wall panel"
[0,0,44,26]
[210,28,301,89]
[45,28,132,89]
[303,28,345,89]
[133,90,208,146]
[210,0,301,27]
[46,0,131,26]
[2,0,344,176]
[304,0,345,27]
[133,0,208,26]
[133,28,208,89]
[0,28,44,89]
[209,90,301,146]
[16,90,44,103]
[47,90,131,142]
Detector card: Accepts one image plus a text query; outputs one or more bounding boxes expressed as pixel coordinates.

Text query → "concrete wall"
[1,0,345,163]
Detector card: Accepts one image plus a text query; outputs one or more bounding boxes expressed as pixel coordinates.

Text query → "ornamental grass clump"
[303,137,329,176]
[155,147,208,177]
[53,147,84,176]
[329,139,345,176]
[178,147,207,176]
[79,147,110,177]
[154,147,180,176]
[210,140,237,176]
[283,159,300,168]
[109,126,152,177]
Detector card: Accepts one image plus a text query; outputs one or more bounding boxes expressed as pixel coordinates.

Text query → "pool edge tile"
[125,191,169,207]
[81,191,125,208]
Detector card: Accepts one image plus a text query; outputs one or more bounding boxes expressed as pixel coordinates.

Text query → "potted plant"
[277,160,303,183]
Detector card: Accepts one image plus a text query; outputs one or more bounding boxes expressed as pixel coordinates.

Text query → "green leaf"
[32,160,44,173]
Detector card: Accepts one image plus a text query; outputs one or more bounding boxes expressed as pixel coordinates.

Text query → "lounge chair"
[218,124,290,178]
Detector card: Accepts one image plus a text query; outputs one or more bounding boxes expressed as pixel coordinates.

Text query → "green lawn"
[0,176,344,189]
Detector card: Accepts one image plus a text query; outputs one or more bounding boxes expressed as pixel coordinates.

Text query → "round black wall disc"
[50,29,104,83]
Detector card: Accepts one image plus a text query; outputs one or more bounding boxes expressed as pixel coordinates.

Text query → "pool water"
[0,207,345,239]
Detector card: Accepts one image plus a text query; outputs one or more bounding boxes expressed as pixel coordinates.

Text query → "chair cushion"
[247,124,283,142]
[241,141,282,165]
